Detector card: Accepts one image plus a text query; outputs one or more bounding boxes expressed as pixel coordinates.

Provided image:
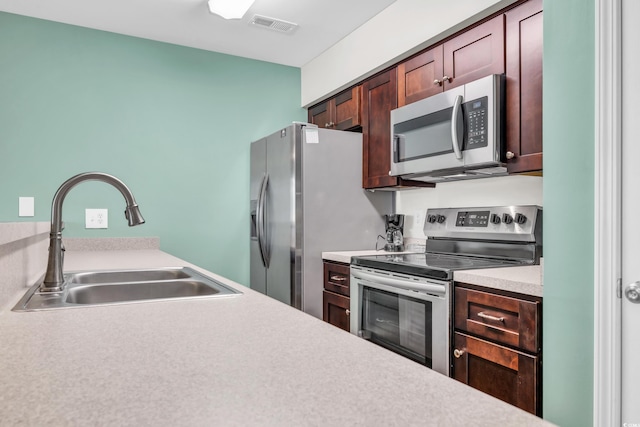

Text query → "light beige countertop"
[0,249,553,426]
[454,262,543,297]
[322,249,416,264]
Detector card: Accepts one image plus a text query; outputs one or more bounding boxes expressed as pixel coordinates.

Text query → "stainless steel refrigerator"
[250,123,391,319]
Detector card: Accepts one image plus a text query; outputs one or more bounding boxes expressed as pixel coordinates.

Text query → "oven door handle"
[351,270,446,296]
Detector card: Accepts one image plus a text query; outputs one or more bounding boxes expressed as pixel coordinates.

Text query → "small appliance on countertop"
[383,214,405,252]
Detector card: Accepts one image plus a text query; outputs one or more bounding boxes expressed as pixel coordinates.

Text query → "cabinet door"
[397,45,444,107]
[323,290,350,332]
[362,69,399,189]
[308,100,332,129]
[505,0,543,173]
[334,86,362,130]
[453,332,540,416]
[308,87,362,131]
[443,15,505,90]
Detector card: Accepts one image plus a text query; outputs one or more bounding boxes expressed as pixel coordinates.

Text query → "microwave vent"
[249,14,298,34]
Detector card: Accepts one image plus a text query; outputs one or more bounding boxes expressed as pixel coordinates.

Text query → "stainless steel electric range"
[349,205,542,375]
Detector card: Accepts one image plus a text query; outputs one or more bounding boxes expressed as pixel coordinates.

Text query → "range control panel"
[424,206,542,242]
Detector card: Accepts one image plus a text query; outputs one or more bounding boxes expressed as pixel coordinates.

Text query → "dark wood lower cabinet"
[453,283,542,417]
[453,332,540,415]
[322,290,350,332]
[322,261,351,332]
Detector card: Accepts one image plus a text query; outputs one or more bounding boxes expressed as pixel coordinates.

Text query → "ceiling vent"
[249,14,298,34]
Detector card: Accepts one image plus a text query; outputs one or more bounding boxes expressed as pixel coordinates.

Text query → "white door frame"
[594,0,622,425]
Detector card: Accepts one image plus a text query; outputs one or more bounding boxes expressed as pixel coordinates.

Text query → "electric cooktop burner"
[351,252,525,281]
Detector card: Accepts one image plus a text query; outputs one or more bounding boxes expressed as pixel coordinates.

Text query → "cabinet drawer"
[323,261,350,296]
[454,286,540,353]
[453,332,539,416]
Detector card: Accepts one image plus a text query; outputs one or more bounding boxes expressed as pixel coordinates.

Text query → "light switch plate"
[85,209,108,229]
[19,197,35,217]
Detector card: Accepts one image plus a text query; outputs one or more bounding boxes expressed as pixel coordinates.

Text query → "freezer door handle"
[256,173,270,268]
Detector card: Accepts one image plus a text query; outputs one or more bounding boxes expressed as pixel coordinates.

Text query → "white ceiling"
[0,0,397,67]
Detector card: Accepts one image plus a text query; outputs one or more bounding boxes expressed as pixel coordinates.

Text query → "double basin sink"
[12,267,242,311]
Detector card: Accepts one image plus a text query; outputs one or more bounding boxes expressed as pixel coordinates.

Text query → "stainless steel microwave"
[390,74,506,183]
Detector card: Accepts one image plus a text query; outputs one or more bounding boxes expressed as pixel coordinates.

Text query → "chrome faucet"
[40,172,145,292]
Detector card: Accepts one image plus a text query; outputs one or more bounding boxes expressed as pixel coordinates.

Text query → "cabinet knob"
[506,151,515,160]
[442,75,452,83]
[346,309,350,316]
[453,348,465,359]
[325,121,335,128]
[433,79,442,86]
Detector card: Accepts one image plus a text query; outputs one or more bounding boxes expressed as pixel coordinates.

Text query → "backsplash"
[0,222,49,308]
[396,175,543,238]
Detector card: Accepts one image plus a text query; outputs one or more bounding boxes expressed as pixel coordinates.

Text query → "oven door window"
[361,286,432,367]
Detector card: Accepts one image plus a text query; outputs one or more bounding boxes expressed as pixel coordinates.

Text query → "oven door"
[350,266,451,376]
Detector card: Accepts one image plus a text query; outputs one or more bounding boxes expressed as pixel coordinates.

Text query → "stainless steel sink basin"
[12,267,242,311]
[68,268,192,285]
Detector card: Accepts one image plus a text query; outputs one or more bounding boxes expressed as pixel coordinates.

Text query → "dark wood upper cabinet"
[362,69,399,189]
[505,0,543,173]
[397,45,444,107]
[308,86,362,131]
[362,70,435,190]
[397,15,505,107]
[442,15,505,90]
[308,0,544,188]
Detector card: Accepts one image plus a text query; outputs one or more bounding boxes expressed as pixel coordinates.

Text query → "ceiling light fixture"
[207,0,255,20]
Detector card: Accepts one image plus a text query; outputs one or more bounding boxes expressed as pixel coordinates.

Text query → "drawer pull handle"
[330,275,346,282]
[346,309,350,316]
[453,348,465,358]
[477,312,505,323]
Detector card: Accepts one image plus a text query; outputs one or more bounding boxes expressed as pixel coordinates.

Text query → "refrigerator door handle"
[256,173,270,268]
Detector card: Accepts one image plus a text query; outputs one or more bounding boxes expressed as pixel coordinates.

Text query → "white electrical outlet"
[19,197,35,217]
[85,209,108,229]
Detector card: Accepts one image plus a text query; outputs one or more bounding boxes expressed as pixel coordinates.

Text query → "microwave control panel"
[463,96,488,150]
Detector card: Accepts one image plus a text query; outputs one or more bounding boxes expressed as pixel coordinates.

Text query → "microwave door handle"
[393,134,404,163]
[450,95,463,160]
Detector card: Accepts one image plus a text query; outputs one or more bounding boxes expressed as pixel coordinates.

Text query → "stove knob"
[515,213,527,224]
[490,214,501,224]
[502,213,514,225]
[436,215,446,224]
[427,215,437,223]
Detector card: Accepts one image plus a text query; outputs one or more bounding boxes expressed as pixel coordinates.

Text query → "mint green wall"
[0,12,306,286]
[542,1,594,426]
